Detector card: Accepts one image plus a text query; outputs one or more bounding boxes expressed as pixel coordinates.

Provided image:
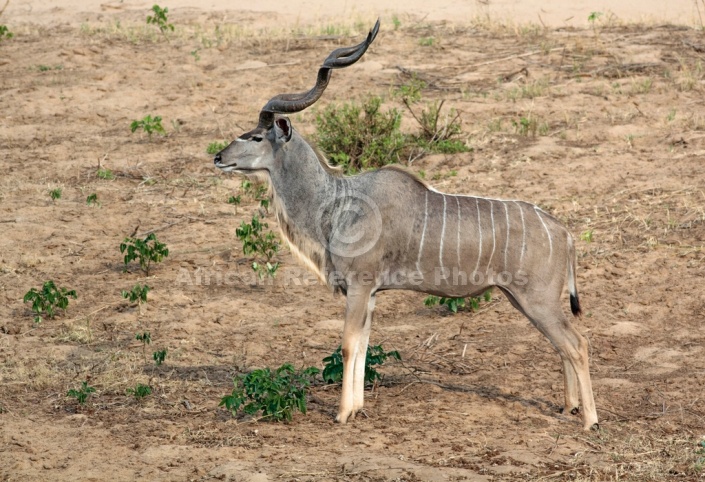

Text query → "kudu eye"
[252,136,263,142]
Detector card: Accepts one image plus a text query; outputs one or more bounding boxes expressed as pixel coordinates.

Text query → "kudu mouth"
[214,19,380,170]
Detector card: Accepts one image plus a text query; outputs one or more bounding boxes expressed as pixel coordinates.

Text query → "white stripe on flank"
[487,200,496,272]
[473,198,483,275]
[455,196,461,268]
[534,207,553,261]
[416,191,429,273]
[514,201,526,269]
[503,201,510,272]
[439,193,447,272]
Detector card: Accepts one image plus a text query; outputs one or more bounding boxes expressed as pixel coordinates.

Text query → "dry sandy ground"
[1,2,705,481]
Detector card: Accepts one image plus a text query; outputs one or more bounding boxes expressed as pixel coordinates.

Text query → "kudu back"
[214,20,598,430]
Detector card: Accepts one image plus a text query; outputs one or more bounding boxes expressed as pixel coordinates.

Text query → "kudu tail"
[567,235,582,317]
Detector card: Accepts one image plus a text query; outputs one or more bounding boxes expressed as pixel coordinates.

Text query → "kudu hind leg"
[336,288,373,424]
[531,306,597,430]
[503,289,598,430]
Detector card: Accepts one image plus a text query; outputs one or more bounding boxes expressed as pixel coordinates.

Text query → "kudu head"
[213,19,380,175]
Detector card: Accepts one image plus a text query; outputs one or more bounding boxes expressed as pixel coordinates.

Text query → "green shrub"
[236,216,280,278]
[120,233,169,275]
[130,115,165,138]
[96,168,114,180]
[153,349,167,366]
[207,141,228,154]
[0,25,13,41]
[67,380,95,405]
[49,188,62,201]
[424,290,493,313]
[122,284,150,304]
[126,384,152,399]
[146,5,174,36]
[23,281,77,323]
[220,364,320,421]
[314,96,406,173]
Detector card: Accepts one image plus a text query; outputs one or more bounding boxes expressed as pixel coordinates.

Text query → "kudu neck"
[269,134,337,217]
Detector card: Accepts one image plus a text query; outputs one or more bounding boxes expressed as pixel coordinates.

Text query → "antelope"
[214,20,599,430]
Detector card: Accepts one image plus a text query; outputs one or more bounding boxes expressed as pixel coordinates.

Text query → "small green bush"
[153,349,167,366]
[0,25,13,41]
[23,281,77,323]
[146,5,174,36]
[96,168,114,180]
[120,233,169,275]
[86,193,99,206]
[207,141,228,154]
[424,290,493,313]
[220,364,320,421]
[315,96,406,173]
[236,216,280,278]
[67,380,95,405]
[122,284,150,304]
[126,384,152,399]
[130,115,165,138]
[405,100,469,154]
[49,188,62,201]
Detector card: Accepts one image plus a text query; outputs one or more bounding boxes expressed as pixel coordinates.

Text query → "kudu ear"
[274,117,293,143]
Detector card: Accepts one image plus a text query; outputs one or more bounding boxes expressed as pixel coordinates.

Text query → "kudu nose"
[213,153,222,165]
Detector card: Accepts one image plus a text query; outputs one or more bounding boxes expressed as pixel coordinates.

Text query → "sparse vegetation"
[0,24,12,41]
[86,193,100,206]
[235,216,280,278]
[126,384,152,399]
[238,179,270,210]
[512,114,549,137]
[5,14,705,479]
[392,15,401,30]
[49,188,62,201]
[394,75,426,103]
[404,99,469,154]
[67,380,96,405]
[36,64,63,72]
[23,281,77,323]
[97,167,114,180]
[220,364,320,422]
[121,284,150,305]
[120,233,169,275]
[130,115,166,139]
[153,348,167,366]
[146,4,174,37]
[424,290,492,314]
[136,331,151,362]
[207,141,228,154]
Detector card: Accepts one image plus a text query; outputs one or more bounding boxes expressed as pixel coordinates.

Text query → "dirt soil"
[1,6,705,482]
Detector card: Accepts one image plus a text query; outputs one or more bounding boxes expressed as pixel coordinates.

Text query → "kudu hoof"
[559,406,581,416]
[335,410,354,424]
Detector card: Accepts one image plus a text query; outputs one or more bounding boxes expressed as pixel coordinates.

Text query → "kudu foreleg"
[336,288,374,423]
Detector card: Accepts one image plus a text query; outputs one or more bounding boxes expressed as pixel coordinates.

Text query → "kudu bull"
[214,20,598,430]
